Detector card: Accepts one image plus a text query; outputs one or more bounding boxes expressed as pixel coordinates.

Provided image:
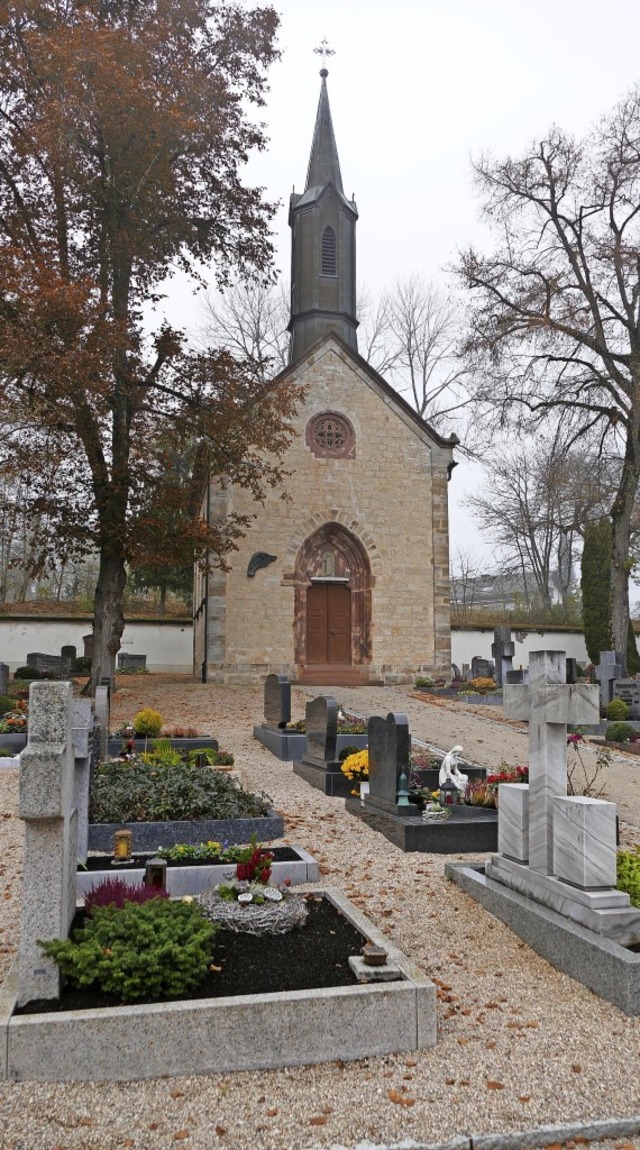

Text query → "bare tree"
[458,85,640,667]
[465,430,617,612]
[200,280,290,381]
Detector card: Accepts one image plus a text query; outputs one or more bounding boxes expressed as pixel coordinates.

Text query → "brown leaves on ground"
[388,1089,416,1106]
[486,1080,505,1090]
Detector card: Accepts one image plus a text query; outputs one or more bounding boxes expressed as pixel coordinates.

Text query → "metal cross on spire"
[313,38,335,67]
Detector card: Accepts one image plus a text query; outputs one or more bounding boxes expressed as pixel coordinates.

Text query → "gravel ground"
[2,676,640,1150]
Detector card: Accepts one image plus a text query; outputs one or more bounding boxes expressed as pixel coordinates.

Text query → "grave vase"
[359,780,370,805]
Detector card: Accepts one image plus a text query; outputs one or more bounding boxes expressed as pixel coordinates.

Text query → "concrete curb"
[319,1113,640,1149]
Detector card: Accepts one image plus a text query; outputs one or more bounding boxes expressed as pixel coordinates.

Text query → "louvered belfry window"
[321,226,337,275]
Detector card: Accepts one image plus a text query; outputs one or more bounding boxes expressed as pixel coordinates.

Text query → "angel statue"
[438,745,468,792]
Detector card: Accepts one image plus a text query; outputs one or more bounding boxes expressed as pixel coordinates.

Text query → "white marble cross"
[502,650,599,875]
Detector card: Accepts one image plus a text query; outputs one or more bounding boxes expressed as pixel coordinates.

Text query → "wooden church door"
[306,584,351,664]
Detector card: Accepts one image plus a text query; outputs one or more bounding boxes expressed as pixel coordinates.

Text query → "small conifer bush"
[605,721,636,743]
[606,697,630,721]
[40,899,217,1002]
[133,707,163,737]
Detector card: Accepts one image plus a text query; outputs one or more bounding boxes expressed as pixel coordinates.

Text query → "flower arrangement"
[0,701,28,734]
[465,764,528,808]
[340,749,369,783]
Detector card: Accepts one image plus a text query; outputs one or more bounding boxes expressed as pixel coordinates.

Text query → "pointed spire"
[305,69,343,193]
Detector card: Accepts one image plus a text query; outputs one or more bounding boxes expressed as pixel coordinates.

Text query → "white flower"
[181,896,194,903]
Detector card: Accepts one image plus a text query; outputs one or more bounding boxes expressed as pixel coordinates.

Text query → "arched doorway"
[292,522,373,684]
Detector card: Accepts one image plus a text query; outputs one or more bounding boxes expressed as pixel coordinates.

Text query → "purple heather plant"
[84,877,169,914]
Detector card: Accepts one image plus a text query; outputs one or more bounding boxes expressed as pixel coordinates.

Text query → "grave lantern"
[439,778,459,807]
[144,857,168,889]
[113,828,133,865]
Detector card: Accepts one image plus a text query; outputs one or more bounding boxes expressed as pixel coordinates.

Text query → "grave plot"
[447,648,640,1015]
[254,675,368,761]
[0,680,436,1082]
[346,712,497,853]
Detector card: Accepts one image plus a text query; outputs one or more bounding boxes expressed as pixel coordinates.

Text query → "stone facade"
[195,335,455,684]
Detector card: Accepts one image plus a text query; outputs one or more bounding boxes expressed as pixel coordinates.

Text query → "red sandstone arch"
[291,522,372,678]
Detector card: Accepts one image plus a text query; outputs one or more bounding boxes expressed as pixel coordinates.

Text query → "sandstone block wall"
[201,339,454,683]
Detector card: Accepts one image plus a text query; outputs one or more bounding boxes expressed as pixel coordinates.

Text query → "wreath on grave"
[197,882,308,935]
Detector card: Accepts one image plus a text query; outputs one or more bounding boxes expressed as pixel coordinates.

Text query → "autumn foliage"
[0,1,299,687]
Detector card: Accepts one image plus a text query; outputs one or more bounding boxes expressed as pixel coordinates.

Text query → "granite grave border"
[1,887,436,1082]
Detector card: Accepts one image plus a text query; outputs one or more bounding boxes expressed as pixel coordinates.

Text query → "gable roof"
[272,331,460,452]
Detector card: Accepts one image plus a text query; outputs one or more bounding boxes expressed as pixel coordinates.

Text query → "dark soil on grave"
[17,896,381,1014]
[80,846,301,871]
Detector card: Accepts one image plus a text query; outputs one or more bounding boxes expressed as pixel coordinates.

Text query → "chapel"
[193,67,457,685]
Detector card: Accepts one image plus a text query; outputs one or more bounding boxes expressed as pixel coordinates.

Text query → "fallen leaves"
[309,1116,328,1126]
[173,1133,189,1142]
[388,1089,415,1107]
[486,1080,505,1090]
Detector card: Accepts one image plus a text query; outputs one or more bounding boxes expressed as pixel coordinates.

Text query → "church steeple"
[288,66,358,364]
[305,69,344,194]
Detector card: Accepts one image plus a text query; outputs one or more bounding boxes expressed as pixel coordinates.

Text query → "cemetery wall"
[452,627,589,669]
[0,617,594,676]
[0,618,192,672]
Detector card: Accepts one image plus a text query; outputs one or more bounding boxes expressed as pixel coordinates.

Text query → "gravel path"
[2,676,640,1150]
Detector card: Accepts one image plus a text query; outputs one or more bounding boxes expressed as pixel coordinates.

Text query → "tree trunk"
[610,432,640,674]
[90,553,127,693]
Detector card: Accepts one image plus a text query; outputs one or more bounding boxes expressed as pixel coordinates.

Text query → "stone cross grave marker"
[17,680,77,1005]
[594,650,624,709]
[94,682,110,762]
[491,626,515,687]
[502,650,599,875]
[565,658,578,684]
[305,695,338,764]
[263,674,291,729]
[367,711,411,814]
[0,661,8,696]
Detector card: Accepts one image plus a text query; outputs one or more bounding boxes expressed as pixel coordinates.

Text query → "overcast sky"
[182,1,640,587]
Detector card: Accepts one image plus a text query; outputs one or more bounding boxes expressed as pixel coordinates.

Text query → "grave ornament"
[438,745,468,792]
[594,650,624,709]
[366,711,411,815]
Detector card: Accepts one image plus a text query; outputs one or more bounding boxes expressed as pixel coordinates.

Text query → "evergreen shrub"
[133,707,163,737]
[14,666,41,680]
[605,721,636,743]
[607,698,630,721]
[40,899,217,1002]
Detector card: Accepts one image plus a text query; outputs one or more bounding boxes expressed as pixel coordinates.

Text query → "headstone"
[505,669,525,685]
[263,674,291,729]
[94,683,110,763]
[565,658,578,684]
[594,650,624,709]
[305,696,337,764]
[83,633,94,659]
[117,653,147,670]
[502,650,600,875]
[61,645,77,678]
[17,681,77,1005]
[471,656,494,681]
[0,661,8,696]
[613,679,640,719]
[26,652,63,677]
[367,711,411,814]
[491,627,515,687]
[451,663,461,681]
[72,699,93,863]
